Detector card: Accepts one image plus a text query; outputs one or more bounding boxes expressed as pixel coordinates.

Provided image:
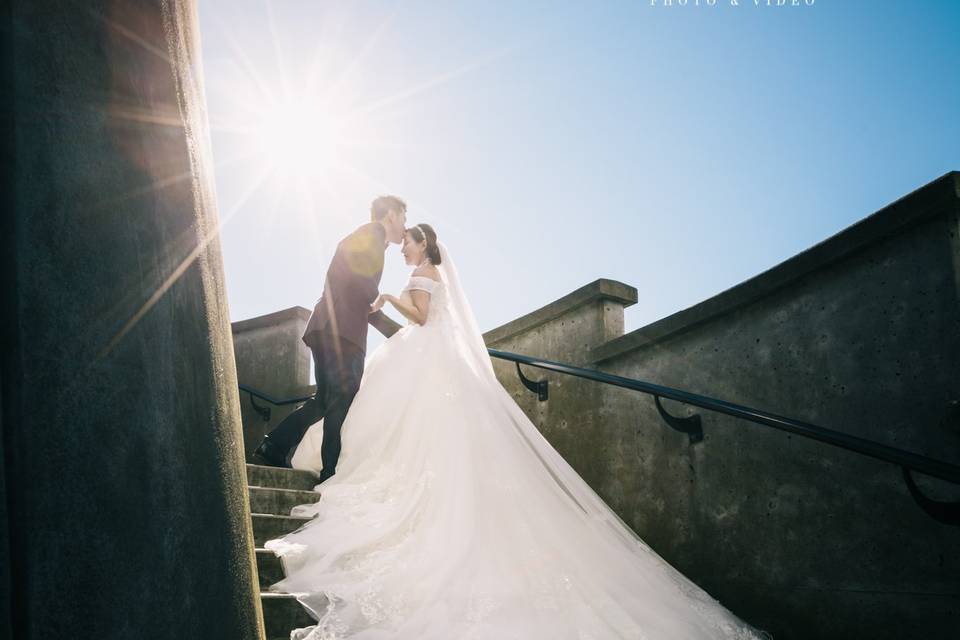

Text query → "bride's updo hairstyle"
[407,223,442,265]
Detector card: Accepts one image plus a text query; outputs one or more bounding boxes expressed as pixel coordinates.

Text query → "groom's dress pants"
[265,331,365,476]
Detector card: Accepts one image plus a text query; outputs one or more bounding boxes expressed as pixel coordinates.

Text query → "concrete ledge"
[593,170,960,363]
[252,514,313,546]
[256,548,284,588]
[246,464,319,492]
[232,306,312,334]
[483,278,638,345]
[249,487,321,517]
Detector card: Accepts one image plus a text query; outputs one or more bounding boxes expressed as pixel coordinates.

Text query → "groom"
[253,195,407,481]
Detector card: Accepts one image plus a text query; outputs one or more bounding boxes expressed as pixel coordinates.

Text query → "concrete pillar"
[0,370,10,640]
[0,2,262,639]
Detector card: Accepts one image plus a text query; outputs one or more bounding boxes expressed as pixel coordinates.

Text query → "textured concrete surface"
[484,278,637,348]
[248,487,320,515]
[0,11,12,638]
[0,374,10,640]
[484,279,639,493]
[260,593,314,638]
[252,514,312,546]
[255,549,285,588]
[1,2,262,639]
[247,463,319,491]
[232,307,313,461]
[487,172,960,639]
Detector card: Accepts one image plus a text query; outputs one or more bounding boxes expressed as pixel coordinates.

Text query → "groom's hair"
[370,195,407,222]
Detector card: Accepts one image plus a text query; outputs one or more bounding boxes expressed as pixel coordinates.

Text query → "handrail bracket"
[516,362,549,402]
[654,395,704,444]
[247,391,272,422]
[902,467,960,526]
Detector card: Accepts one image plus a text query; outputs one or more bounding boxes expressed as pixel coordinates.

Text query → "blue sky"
[198,1,960,350]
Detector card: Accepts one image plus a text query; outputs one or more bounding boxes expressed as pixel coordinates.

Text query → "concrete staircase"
[246,463,322,639]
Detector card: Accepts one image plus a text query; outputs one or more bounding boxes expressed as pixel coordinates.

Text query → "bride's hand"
[370,294,390,313]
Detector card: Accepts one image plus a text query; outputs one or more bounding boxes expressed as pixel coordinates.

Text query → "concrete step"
[252,513,313,546]
[246,463,319,491]
[261,592,315,639]
[256,548,284,588]
[249,486,321,516]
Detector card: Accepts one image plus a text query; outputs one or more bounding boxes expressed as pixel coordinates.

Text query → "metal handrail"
[237,383,313,422]
[239,383,313,406]
[239,347,960,524]
[488,349,960,486]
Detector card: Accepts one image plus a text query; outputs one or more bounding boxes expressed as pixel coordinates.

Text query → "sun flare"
[204,9,510,227]
[251,100,343,177]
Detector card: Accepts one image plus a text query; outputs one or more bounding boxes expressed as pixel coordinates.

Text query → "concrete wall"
[486,172,960,640]
[484,279,638,493]
[1,2,262,638]
[0,2,13,635]
[232,307,313,461]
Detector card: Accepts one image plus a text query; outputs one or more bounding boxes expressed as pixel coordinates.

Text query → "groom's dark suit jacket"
[302,222,391,352]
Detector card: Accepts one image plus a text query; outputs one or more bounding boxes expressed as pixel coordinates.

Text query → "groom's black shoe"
[252,436,290,468]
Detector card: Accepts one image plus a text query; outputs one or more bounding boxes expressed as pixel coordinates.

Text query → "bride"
[266,224,772,640]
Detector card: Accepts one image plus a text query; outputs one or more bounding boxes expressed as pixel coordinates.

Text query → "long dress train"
[267,244,772,640]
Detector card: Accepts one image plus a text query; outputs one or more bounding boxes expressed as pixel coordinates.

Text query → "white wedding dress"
[267,244,772,640]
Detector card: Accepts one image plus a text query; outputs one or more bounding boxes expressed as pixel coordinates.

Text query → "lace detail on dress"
[280,464,441,640]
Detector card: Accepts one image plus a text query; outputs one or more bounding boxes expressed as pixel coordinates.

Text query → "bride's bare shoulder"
[412,264,440,281]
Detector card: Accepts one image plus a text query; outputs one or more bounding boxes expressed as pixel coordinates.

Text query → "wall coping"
[231,305,311,334]
[593,170,960,364]
[483,279,638,345]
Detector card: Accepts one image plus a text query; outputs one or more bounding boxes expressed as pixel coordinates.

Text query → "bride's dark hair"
[407,223,442,265]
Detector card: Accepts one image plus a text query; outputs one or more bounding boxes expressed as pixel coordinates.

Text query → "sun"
[251,99,343,178]
[203,12,513,226]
